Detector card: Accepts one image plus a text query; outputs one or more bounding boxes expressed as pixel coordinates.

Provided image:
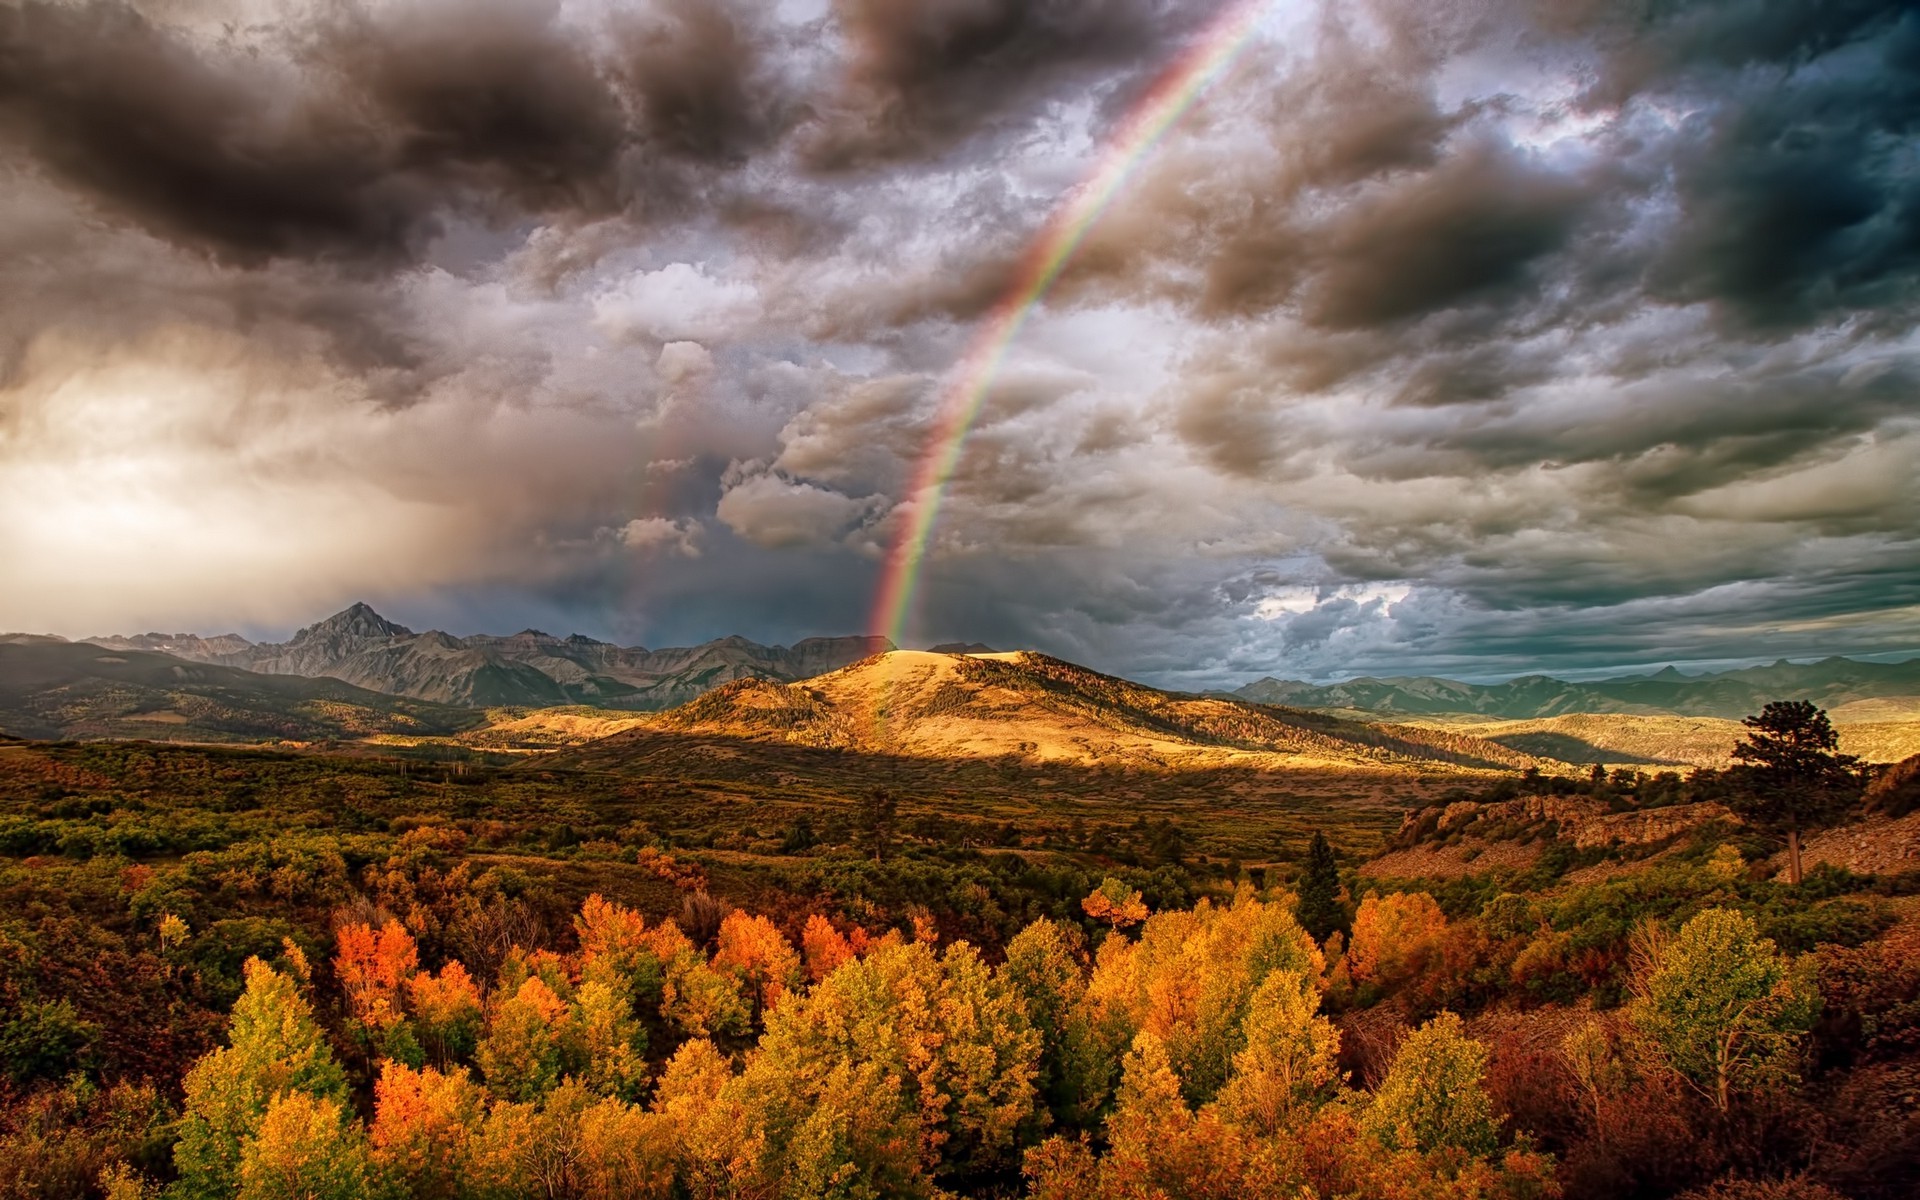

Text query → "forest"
[0,704,1916,1200]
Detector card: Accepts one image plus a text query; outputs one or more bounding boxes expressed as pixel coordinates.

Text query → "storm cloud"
[0,0,1916,686]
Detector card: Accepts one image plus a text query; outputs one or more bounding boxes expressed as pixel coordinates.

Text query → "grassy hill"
[0,640,481,743]
[569,650,1547,775]
[1400,710,1920,769]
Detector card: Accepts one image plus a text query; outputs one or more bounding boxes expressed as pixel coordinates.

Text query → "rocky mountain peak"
[290,602,413,645]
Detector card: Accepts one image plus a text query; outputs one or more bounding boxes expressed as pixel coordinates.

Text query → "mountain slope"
[1397,712,1920,769]
[86,603,893,710]
[561,650,1545,774]
[1236,656,1920,720]
[0,641,479,743]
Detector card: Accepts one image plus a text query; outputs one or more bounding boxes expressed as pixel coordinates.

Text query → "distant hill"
[558,649,1546,774]
[1393,712,1920,769]
[81,603,893,710]
[1235,656,1920,721]
[0,640,479,743]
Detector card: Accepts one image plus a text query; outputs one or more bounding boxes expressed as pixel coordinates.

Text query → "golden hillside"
[1403,708,1920,769]
[566,650,1546,774]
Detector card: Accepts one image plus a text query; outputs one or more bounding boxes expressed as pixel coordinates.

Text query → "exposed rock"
[1792,812,1920,878]
[1405,794,1738,851]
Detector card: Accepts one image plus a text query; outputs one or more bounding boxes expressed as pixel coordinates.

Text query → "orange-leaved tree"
[335,918,419,1030]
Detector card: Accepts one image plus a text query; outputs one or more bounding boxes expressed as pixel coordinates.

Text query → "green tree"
[1628,907,1819,1112]
[1002,919,1110,1131]
[857,788,898,862]
[1293,832,1346,943]
[172,958,349,1199]
[1729,700,1861,884]
[1362,1011,1499,1157]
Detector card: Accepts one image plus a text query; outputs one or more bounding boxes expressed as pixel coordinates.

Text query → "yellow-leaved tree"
[171,958,358,1200]
[1083,889,1325,1105]
[716,938,1040,1196]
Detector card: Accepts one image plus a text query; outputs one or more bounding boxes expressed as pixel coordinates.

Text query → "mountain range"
[1234,656,1920,721]
[76,603,892,710]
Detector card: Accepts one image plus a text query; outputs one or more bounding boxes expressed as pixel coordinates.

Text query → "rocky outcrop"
[1794,812,1920,877]
[1409,794,1738,851]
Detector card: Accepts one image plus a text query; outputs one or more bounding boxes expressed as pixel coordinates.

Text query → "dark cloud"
[321,0,630,216]
[1645,32,1920,329]
[611,0,790,164]
[1296,142,1593,328]
[0,0,793,266]
[803,0,1191,170]
[0,1,423,264]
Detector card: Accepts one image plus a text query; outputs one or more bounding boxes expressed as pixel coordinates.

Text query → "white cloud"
[592,262,761,345]
[618,516,703,557]
[1254,583,1410,621]
[715,471,882,549]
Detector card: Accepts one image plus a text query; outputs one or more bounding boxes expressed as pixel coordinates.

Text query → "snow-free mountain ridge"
[1234,656,1920,721]
[82,603,892,710]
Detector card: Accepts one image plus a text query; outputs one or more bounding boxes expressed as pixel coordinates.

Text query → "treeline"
[93,888,1566,1199]
[18,862,1913,1200]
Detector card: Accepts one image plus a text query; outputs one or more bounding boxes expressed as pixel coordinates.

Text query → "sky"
[1,0,1917,689]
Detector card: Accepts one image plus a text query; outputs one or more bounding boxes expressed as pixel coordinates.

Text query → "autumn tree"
[476,975,573,1102]
[800,915,855,983]
[369,1061,485,1200]
[1362,1011,1500,1157]
[408,961,484,1067]
[1346,890,1448,992]
[571,980,648,1101]
[576,895,666,1009]
[729,939,1040,1192]
[1027,1032,1304,1200]
[1216,969,1340,1134]
[233,1092,374,1200]
[1081,877,1148,930]
[641,922,749,1041]
[651,1039,761,1197]
[1294,832,1347,943]
[1081,890,1324,1106]
[573,1091,676,1199]
[1629,907,1819,1112]
[172,959,350,1200]
[334,919,418,1029]
[712,910,803,1021]
[1729,701,1861,883]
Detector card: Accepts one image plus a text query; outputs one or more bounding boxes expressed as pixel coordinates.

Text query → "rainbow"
[870,0,1275,647]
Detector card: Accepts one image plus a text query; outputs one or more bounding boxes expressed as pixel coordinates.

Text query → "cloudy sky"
[1,0,1917,687]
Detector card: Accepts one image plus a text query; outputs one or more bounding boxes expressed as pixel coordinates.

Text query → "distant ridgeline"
[64,602,893,711]
[1236,656,1920,721]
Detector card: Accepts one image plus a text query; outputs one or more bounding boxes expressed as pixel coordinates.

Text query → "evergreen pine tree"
[1294,832,1346,943]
